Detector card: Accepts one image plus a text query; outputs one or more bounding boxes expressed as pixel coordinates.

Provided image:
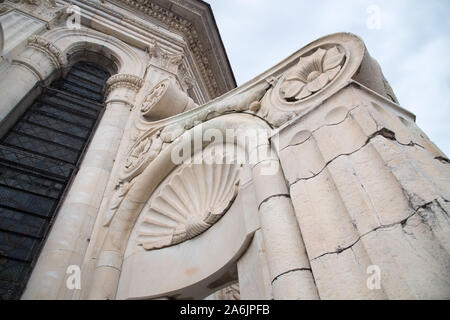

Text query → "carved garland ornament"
[280,46,345,102]
[136,158,242,250]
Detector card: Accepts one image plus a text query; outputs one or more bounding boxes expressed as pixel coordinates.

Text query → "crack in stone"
[271,268,312,284]
[310,201,435,261]
[435,156,450,164]
[280,105,361,152]
[251,157,278,170]
[258,194,291,211]
[435,199,450,218]
[289,128,421,188]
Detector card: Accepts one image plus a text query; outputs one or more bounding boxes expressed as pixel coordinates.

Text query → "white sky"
[208,0,450,156]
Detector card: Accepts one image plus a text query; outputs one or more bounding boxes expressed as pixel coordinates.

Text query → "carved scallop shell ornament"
[136,161,242,250]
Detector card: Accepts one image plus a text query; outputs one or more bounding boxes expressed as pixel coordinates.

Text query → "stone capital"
[105,73,144,97]
[146,42,184,75]
[27,35,67,71]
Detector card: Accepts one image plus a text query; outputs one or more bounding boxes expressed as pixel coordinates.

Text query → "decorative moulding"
[103,128,163,226]
[102,80,267,227]
[117,0,223,98]
[1,0,73,28]
[73,0,235,98]
[27,35,68,71]
[104,73,144,97]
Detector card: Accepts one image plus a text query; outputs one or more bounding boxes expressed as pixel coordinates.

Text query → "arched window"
[0,61,110,299]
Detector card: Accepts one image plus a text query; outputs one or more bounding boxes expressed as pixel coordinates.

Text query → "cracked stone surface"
[311,199,450,299]
[274,83,450,299]
[279,92,450,299]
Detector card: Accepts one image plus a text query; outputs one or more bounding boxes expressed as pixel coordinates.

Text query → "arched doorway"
[0,61,110,299]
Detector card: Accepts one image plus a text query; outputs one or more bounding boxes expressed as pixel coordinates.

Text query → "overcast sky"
[208,0,450,156]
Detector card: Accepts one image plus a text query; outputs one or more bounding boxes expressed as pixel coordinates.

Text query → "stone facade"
[0,0,449,300]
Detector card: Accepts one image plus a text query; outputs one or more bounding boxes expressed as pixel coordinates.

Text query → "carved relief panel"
[127,147,242,252]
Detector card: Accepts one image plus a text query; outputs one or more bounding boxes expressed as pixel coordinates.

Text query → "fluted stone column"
[278,85,450,299]
[22,74,143,300]
[78,79,150,300]
[251,142,319,300]
[0,35,66,127]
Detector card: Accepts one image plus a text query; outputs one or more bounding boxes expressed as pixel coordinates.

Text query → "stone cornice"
[1,0,70,26]
[27,35,67,71]
[105,73,144,96]
[102,0,235,99]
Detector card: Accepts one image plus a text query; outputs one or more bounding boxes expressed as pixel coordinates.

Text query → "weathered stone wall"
[1,1,448,300]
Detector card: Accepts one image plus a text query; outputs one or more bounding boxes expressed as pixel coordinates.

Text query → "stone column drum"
[251,141,319,299]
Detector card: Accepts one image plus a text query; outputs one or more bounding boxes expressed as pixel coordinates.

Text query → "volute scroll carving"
[257,34,366,127]
[140,78,197,121]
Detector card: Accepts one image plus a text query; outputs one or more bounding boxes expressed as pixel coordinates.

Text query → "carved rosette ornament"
[27,35,67,71]
[121,130,163,181]
[136,158,242,250]
[280,46,345,101]
[140,79,168,114]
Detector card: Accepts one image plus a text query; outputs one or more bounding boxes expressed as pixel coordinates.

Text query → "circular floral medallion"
[141,79,169,114]
[280,46,346,102]
[120,130,163,181]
